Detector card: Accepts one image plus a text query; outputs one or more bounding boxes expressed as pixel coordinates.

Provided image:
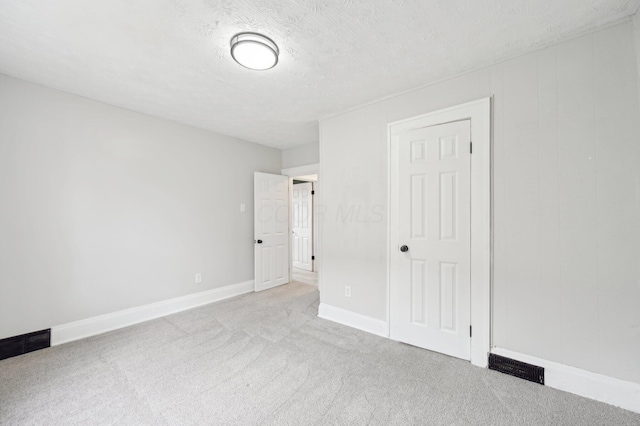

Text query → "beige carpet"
[292,268,318,286]
[1,282,639,425]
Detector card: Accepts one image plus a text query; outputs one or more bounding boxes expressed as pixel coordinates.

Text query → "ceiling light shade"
[230,32,279,70]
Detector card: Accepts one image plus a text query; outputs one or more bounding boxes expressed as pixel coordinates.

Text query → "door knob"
[256,239,263,244]
[400,245,409,252]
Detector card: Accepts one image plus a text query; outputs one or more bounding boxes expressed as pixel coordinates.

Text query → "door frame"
[387,98,491,368]
[281,163,320,291]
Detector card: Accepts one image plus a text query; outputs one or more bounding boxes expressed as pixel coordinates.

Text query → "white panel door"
[254,172,290,292]
[292,182,313,271]
[390,120,471,360]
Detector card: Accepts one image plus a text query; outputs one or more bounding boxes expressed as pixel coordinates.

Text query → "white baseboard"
[318,303,389,337]
[491,347,640,414]
[51,280,254,346]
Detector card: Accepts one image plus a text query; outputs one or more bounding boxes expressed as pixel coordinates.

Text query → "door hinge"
[311,190,315,195]
[312,255,315,260]
[470,142,472,154]
[470,325,472,338]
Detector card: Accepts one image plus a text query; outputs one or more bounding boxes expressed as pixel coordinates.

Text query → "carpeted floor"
[292,268,318,286]
[1,281,639,425]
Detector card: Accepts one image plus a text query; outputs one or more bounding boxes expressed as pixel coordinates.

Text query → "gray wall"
[281,142,319,169]
[635,12,640,103]
[0,74,281,339]
[319,20,640,384]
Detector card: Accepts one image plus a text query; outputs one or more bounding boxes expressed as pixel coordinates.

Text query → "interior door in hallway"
[292,181,313,271]
[390,120,472,360]
[254,172,290,292]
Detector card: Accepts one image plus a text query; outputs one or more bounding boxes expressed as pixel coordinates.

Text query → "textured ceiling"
[1,0,639,149]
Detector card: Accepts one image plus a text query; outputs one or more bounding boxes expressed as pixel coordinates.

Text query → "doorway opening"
[290,174,317,287]
[281,163,320,290]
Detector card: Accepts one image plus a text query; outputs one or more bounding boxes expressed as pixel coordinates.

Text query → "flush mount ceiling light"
[230,32,279,71]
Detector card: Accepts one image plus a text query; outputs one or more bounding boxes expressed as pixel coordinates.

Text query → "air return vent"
[0,329,50,361]
[489,353,544,385]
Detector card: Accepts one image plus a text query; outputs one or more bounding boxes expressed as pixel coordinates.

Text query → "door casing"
[387,98,491,368]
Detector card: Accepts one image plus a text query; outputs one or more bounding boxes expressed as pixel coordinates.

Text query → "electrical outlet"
[344,286,351,297]
[240,203,246,212]
[195,273,202,284]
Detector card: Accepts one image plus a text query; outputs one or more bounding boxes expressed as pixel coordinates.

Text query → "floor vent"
[489,353,544,385]
[0,329,50,361]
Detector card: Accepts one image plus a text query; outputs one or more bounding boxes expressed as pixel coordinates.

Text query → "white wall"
[0,74,281,339]
[319,20,640,385]
[281,142,319,169]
